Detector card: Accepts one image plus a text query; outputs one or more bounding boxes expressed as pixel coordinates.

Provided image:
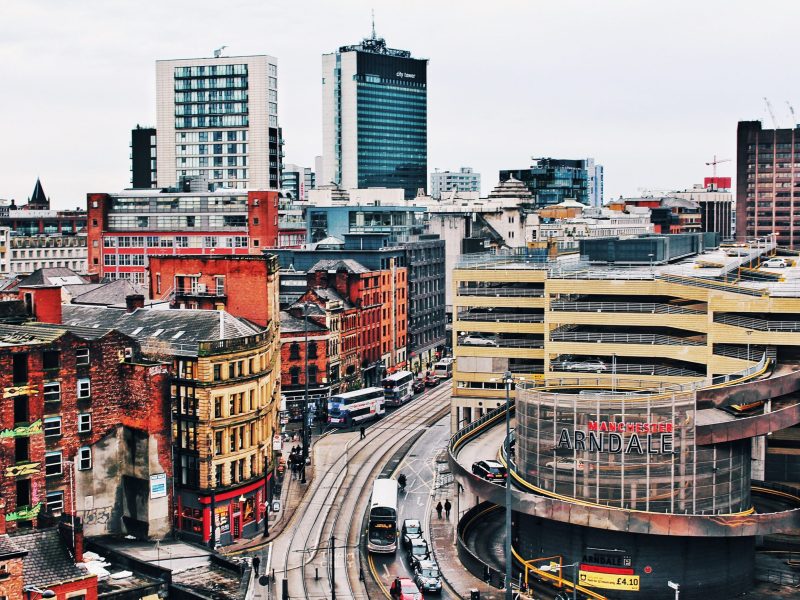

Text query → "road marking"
[382,563,391,578]
[368,553,392,599]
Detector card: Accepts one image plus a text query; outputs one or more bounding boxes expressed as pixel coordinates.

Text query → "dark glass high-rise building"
[322,34,427,199]
[500,158,589,208]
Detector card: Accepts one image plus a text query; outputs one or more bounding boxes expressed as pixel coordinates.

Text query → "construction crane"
[213,45,227,58]
[787,101,797,126]
[764,97,780,128]
[705,155,731,178]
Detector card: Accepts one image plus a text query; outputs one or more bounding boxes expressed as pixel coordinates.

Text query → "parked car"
[545,458,586,471]
[413,559,442,594]
[401,519,423,549]
[763,258,789,268]
[424,374,440,388]
[389,576,424,600]
[406,538,431,570]
[564,360,607,373]
[412,379,426,394]
[471,460,508,482]
[461,335,498,347]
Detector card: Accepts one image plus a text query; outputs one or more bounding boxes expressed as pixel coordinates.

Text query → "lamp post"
[23,587,56,600]
[539,562,579,600]
[502,371,513,600]
[301,302,310,484]
[668,580,680,600]
[746,329,753,362]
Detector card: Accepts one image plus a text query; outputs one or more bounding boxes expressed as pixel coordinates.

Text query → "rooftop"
[11,528,89,589]
[62,305,262,356]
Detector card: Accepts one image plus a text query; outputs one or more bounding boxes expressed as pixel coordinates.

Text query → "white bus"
[367,478,398,553]
[382,370,415,407]
[327,387,385,427]
[433,358,454,379]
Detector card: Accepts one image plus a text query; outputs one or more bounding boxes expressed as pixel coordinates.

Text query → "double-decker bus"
[382,370,415,407]
[327,387,385,427]
[367,478,398,553]
[433,358,454,379]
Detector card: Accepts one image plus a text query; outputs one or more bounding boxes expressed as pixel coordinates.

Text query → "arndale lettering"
[557,420,675,455]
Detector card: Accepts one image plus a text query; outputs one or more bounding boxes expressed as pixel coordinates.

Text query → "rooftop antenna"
[371,9,376,38]
[213,45,227,58]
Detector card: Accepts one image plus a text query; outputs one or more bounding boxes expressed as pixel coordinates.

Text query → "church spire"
[28,178,49,209]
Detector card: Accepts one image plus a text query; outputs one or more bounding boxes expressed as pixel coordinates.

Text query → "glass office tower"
[322,35,428,199]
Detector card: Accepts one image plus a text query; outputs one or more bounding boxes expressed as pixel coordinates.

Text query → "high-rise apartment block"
[156,55,282,190]
[586,158,604,207]
[737,120,800,246]
[430,167,480,199]
[322,34,427,199]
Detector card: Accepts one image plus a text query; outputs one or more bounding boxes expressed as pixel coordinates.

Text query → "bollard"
[315,567,319,580]
[281,578,289,600]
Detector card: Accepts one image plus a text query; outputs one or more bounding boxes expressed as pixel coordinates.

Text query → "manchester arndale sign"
[557,420,675,455]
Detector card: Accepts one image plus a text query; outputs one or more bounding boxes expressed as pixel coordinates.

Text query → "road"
[260,383,452,599]
[368,412,460,599]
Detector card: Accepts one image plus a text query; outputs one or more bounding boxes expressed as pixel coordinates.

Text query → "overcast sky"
[3,0,800,208]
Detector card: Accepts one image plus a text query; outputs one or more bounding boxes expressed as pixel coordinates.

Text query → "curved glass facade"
[516,387,751,514]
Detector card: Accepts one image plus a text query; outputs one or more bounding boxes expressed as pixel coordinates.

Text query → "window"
[307,342,317,359]
[45,451,63,476]
[46,491,64,516]
[214,396,223,418]
[76,348,90,365]
[77,447,92,471]
[308,365,318,384]
[215,430,223,455]
[42,350,60,370]
[290,367,300,386]
[77,378,91,399]
[289,343,300,360]
[43,416,62,438]
[12,353,28,385]
[213,364,222,381]
[78,413,92,433]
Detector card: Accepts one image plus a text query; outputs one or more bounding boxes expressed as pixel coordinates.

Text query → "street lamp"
[301,302,311,485]
[490,371,518,600]
[668,580,680,600]
[539,562,579,600]
[23,587,56,600]
[746,329,753,362]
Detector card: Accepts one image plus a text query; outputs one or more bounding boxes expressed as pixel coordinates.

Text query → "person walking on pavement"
[436,501,443,519]
[252,555,260,575]
[444,499,452,519]
[360,425,366,440]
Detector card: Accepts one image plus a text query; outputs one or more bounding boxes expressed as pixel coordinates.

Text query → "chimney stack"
[125,294,145,313]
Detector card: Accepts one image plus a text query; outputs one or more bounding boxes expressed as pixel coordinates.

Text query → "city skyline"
[3,0,800,206]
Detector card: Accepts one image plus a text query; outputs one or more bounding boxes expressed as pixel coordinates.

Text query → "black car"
[471,460,508,482]
[413,559,442,594]
[401,519,423,548]
[406,537,430,570]
[412,379,426,394]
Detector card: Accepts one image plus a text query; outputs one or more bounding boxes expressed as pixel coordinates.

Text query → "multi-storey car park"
[448,233,800,599]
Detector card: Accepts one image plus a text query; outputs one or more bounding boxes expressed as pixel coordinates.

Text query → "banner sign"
[150,473,167,499]
[7,502,42,522]
[579,570,640,591]
[0,419,43,438]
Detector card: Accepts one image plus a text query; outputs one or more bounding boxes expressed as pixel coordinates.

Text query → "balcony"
[175,286,227,298]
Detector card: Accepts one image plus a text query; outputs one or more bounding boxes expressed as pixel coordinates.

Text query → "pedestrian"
[444,499,452,519]
[360,425,366,440]
[252,555,260,575]
[436,501,443,519]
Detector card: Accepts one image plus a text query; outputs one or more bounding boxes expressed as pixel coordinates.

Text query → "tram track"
[277,384,452,599]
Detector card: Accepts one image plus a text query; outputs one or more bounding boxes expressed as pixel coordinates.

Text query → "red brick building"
[86,188,279,286]
[279,308,331,421]
[147,254,280,327]
[0,288,172,540]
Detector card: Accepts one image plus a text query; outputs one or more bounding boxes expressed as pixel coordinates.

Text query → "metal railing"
[508,364,545,373]
[550,301,705,315]
[549,361,704,378]
[549,330,706,346]
[456,287,545,298]
[712,344,766,361]
[459,337,545,349]
[658,274,766,296]
[174,286,226,297]
[457,312,544,323]
[714,313,800,333]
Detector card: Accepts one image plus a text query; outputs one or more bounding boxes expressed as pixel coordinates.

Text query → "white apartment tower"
[156,54,282,190]
[430,167,481,199]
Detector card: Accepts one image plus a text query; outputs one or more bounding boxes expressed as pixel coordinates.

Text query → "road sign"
[668,581,680,590]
